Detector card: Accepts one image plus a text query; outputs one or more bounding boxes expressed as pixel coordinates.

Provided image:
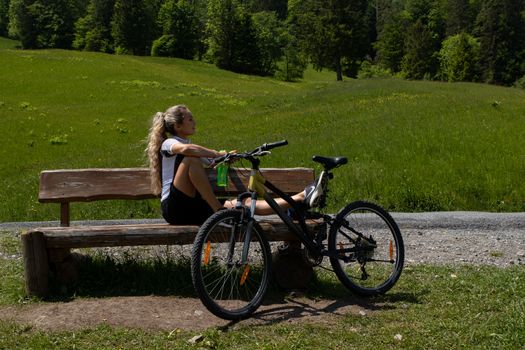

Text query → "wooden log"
[44,225,201,248]
[37,218,315,249]
[272,245,313,291]
[21,230,49,297]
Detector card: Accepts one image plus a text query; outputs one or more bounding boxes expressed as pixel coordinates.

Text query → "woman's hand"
[210,149,238,168]
[226,150,240,164]
[216,149,237,156]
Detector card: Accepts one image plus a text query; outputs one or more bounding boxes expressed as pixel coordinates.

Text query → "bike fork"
[232,191,258,264]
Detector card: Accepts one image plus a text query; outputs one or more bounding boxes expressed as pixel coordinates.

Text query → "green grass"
[1,228,524,349]
[1,35,525,222]
[0,231,24,305]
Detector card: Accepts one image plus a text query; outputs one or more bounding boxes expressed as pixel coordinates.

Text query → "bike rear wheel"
[328,201,404,296]
[191,209,272,320]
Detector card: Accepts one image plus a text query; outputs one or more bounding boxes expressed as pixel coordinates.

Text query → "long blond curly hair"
[146,105,189,196]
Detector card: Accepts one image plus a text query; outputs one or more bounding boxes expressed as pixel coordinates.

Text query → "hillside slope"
[1,37,524,221]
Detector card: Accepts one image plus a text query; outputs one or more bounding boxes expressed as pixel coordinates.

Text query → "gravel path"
[392,212,525,266]
[1,212,524,266]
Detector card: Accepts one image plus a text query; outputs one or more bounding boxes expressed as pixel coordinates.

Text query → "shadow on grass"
[47,254,426,325]
[305,268,426,304]
[215,289,427,330]
[47,255,197,301]
[234,272,427,328]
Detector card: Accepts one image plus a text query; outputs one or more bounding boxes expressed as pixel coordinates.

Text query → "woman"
[147,105,314,225]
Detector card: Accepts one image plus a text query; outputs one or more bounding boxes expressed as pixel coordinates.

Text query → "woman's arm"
[170,142,225,158]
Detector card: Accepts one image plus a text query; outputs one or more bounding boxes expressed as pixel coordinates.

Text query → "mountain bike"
[191,140,404,320]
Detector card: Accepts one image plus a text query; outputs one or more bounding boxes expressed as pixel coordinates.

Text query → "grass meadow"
[1,37,525,222]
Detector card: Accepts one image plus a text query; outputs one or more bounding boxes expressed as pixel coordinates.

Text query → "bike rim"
[333,206,402,292]
[198,216,268,315]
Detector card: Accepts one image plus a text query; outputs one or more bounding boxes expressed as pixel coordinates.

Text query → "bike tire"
[328,201,404,296]
[191,209,272,320]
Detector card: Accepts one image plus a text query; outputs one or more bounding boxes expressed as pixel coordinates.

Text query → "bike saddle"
[312,156,348,170]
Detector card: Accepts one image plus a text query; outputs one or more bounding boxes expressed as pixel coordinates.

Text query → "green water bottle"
[216,151,229,187]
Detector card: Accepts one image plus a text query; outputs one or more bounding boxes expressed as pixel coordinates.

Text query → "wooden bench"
[22,167,316,297]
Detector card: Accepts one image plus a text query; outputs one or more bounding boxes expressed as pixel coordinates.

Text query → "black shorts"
[161,184,214,225]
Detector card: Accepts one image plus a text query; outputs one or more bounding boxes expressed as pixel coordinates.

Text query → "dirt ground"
[0,295,371,332]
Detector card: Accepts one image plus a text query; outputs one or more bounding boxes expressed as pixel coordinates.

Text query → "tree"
[206,0,236,68]
[372,0,406,72]
[399,0,445,80]
[372,0,392,33]
[401,19,437,79]
[111,0,155,55]
[276,18,307,81]
[151,0,201,59]
[246,0,288,19]
[445,0,472,36]
[439,32,480,82]
[475,0,525,85]
[206,0,262,74]
[289,0,370,81]
[252,11,283,75]
[7,0,31,45]
[374,10,408,72]
[231,10,263,74]
[405,0,446,43]
[73,0,115,52]
[0,0,9,36]
[8,0,76,49]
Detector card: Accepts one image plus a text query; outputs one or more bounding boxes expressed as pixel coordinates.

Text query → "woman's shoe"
[304,171,328,208]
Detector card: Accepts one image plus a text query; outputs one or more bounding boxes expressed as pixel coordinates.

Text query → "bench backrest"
[39,167,314,226]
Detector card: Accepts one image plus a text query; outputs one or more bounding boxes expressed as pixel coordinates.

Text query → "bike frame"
[224,150,375,264]
[236,158,328,262]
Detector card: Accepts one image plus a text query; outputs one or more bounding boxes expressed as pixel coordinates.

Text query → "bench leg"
[21,231,49,297]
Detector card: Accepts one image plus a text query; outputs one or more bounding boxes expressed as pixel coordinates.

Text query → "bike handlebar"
[213,140,288,165]
[261,140,288,151]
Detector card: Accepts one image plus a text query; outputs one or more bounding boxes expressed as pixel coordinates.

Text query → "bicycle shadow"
[221,289,427,329]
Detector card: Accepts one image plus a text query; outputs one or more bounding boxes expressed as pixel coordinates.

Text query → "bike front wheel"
[328,201,404,296]
[191,209,272,320]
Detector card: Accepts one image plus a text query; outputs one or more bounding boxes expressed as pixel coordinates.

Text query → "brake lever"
[251,150,271,157]
[210,153,230,168]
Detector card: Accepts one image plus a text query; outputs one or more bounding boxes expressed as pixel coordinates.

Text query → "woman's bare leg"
[224,192,305,215]
[174,157,306,214]
[173,157,223,212]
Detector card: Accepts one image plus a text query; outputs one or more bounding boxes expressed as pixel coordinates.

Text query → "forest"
[1,0,525,85]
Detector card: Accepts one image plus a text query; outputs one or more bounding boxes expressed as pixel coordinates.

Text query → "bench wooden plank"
[39,168,154,202]
[33,218,311,249]
[39,167,314,202]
